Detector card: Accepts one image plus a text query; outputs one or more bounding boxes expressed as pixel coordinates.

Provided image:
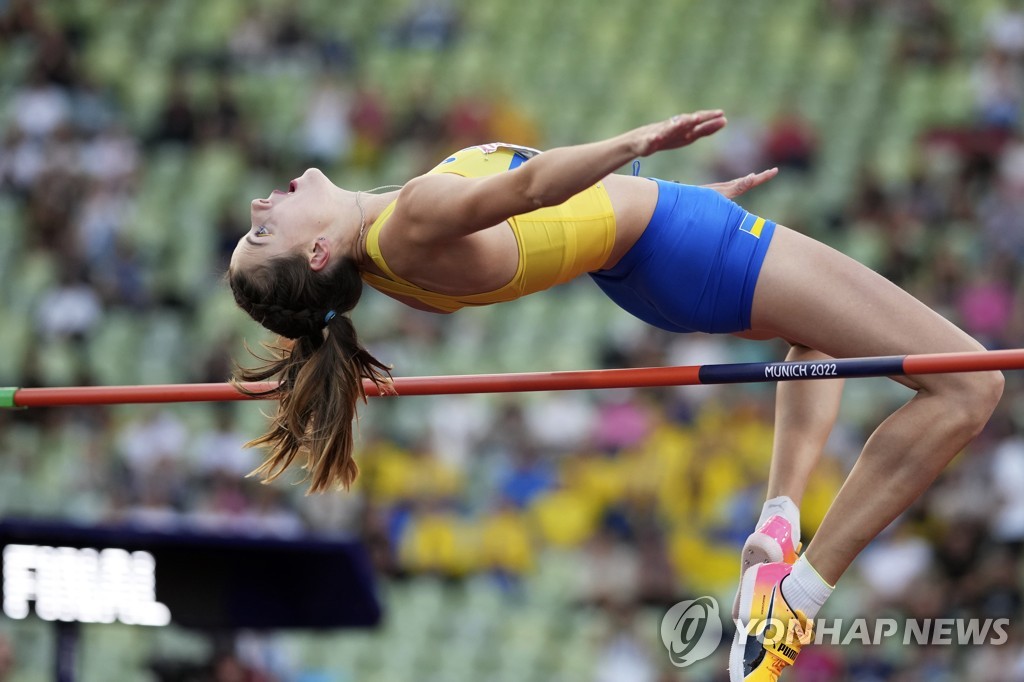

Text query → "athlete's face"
[230,168,341,272]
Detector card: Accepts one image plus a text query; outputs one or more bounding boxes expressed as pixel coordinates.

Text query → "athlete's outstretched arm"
[395,110,727,242]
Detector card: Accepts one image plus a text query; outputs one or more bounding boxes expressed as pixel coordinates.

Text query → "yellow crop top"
[360,143,617,312]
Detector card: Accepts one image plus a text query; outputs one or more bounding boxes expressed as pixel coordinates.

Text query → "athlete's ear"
[310,237,330,271]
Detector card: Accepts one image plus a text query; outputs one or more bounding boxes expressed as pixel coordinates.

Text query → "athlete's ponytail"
[228,254,391,493]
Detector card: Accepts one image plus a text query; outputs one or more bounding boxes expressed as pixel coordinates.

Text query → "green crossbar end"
[0,388,19,409]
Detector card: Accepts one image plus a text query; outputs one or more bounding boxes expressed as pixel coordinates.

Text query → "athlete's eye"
[254,225,268,237]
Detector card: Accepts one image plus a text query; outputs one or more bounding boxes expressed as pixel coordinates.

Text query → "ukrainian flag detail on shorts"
[738,212,766,238]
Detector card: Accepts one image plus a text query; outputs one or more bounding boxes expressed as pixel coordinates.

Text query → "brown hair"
[228,254,391,493]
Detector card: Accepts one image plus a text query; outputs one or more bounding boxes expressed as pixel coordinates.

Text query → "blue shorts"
[589,178,776,334]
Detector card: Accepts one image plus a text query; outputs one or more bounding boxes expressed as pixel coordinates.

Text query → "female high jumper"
[227,110,1003,681]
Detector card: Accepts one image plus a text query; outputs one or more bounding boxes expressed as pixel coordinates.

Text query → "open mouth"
[269,180,297,198]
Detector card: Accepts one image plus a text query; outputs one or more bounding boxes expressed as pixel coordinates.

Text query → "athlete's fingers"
[658,113,725,146]
[635,110,726,156]
[689,116,727,139]
[703,167,778,199]
[673,109,725,125]
[744,167,779,191]
[667,110,724,136]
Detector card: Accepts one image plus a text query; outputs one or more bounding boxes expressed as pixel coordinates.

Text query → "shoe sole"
[729,563,761,681]
[731,531,785,620]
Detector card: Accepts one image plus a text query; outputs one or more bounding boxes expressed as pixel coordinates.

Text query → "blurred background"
[2,0,1024,679]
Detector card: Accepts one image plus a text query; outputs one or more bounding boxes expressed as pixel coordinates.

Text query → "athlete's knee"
[949,336,1004,430]
[933,369,1004,438]
[967,370,1004,428]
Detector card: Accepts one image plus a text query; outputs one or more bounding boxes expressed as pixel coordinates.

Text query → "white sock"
[781,555,834,620]
[757,495,801,546]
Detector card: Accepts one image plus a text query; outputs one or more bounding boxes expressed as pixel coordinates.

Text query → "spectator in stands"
[579,528,639,607]
[592,392,653,452]
[971,47,1023,131]
[70,76,116,135]
[969,546,1022,619]
[499,446,557,509]
[248,485,304,537]
[150,70,199,146]
[119,466,184,531]
[711,117,767,186]
[399,498,469,576]
[627,497,679,607]
[488,92,542,150]
[390,0,462,50]
[103,237,149,309]
[210,651,272,682]
[979,156,1024,259]
[956,267,1016,346]
[480,498,534,589]
[79,123,140,183]
[984,0,1024,62]
[116,407,189,481]
[301,72,354,167]
[762,106,818,172]
[392,82,446,169]
[593,602,657,682]
[855,521,934,605]
[35,265,103,342]
[444,94,492,152]
[989,419,1024,545]
[204,74,244,144]
[228,8,273,63]
[190,475,252,532]
[192,406,257,478]
[271,12,313,59]
[895,0,954,67]
[0,0,40,40]
[31,24,77,86]
[0,127,45,197]
[74,181,133,267]
[10,66,70,140]
[348,81,392,169]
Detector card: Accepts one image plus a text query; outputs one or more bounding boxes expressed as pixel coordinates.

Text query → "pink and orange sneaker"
[729,561,813,681]
[732,515,801,619]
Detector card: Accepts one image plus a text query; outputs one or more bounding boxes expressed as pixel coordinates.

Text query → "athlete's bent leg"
[766,344,844,505]
[731,225,1002,681]
[728,343,843,620]
[747,225,1003,585]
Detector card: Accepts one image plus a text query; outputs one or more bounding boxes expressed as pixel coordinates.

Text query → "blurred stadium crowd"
[3,0,1024,680]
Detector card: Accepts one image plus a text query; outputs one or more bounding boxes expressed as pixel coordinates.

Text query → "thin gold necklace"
[356,184,404,240]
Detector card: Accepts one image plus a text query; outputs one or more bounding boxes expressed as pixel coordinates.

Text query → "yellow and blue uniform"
[361,143,777,334]
[590,178,776,333]
[362,144,616,312]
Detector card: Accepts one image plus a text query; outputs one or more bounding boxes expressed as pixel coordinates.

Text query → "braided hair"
[228,253,391,493]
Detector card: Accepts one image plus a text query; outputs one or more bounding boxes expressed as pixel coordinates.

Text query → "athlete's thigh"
[747,226,984,391]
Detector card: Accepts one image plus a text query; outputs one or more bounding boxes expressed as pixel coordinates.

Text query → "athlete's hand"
[632,110,727,157]
[704,167,779,199]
